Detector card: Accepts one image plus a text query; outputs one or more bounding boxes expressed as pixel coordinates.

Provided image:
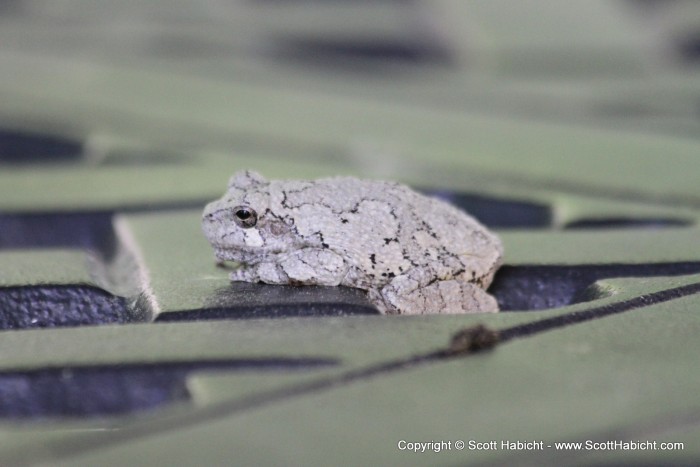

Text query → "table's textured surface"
[1,1,700,465]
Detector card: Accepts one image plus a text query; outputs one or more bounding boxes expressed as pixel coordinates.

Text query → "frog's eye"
[233,206,257,228]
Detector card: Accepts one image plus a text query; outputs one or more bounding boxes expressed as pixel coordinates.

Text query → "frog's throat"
[213,246,279,265]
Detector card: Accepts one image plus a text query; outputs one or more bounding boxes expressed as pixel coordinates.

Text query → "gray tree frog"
[202,170,503,314]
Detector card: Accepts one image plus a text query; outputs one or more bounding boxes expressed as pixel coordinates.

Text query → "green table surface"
[1,1,699,465]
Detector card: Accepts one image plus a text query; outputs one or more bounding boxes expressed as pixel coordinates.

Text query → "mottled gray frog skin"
[202,170,503,314]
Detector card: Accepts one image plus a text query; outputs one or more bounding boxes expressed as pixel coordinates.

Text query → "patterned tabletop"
[0,1,699,465]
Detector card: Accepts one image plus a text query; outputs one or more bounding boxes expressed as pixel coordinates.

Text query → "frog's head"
[202,170,297,263]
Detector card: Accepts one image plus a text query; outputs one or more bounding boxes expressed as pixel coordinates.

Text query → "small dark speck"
[322,243,329,249]
[447,325,500,355]
[341,219,349,224]
[369,254,376,265]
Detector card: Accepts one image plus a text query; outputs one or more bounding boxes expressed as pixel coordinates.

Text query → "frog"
[202,170,503,314]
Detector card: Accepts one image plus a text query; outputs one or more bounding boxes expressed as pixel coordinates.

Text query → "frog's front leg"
[230,248,348,286]
[373,264,499,315]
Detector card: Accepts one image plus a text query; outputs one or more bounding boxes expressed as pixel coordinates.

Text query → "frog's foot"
[228,248,348,286]
[275,248,347,286]
[229,264,261,283]
[377,279,499,315]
